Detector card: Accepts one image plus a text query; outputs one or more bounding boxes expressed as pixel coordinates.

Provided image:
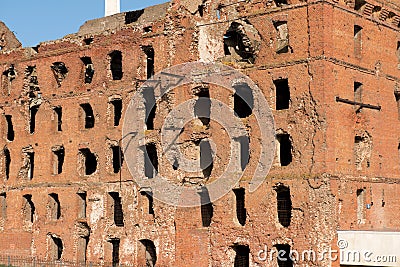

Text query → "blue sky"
[0,0,169,47]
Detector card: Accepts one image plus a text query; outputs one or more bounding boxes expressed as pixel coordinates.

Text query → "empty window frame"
[274,0,288,6]
[354,82,362,103]
[354,0,366,11]
[139,240,157,267]
[357,188,366,223]
[397,41,400,65]
[109,51,123,80]
[276,186,292,227]
[3,147,10,180]
[144,143,158,178]
[77,192,87,219]
[354,25,362,58]
[5,115,14,141]
[200,140,213,178]
[0,193,6,220]
[111,145,123,173]
[79,148,97,175]
[50,236,63,261]
[142,46,155,79]
[143,88,156,130]
[224,22,257,63]
[110,99,122,127]
[275,244,293,267]
[109,192,124,226]
[233,188,246,226]
[80,103,95,129]
[277,133,292,166]
[53,107,62,131]
[110,239,120,267]
[81,57,94,84]
[29,105,40,134]
[48,193,61,220]
[22,150,35,180]
[194,87,211,126]
[233,245,250,267]
[238,136,250,171]
[200,188,213,227]
[2,65,16,95]
[275,79,290,110]
[51,62,68,87]
[141,191,154,215]
[233,83,253,118]
[83,38,93,45]
[52,146,64,175]
[274,21,289,54]
[23,194,35,223]
[396,90,400,120]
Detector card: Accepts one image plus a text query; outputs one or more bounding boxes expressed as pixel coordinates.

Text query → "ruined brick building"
[1,0,400,266]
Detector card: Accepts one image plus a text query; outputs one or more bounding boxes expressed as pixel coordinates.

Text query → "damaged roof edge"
[0,21,22,51]
[77,2,170,36]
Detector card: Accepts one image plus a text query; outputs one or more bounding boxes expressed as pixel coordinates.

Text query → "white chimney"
[105,0,120,16]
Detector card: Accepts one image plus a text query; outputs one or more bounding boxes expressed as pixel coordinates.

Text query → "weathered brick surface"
[0,0,399,266]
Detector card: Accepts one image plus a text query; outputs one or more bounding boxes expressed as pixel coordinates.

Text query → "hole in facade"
[50,236,63,261]
[354,25,362,58]
[125,9,144,24]
[109,51,123,80]
[51,62,68,87]
[48,193,61,220]
[53,106,62,131]
[0,193,6,220]
[233,83,253,118]
[79,148,97,175]
[29,105,40,134]
[274,21,289,54]
[5,115,14,141]
[275,185,292,227]
[110,99,122,127]
[111,145,123,173]
[277,133,292,166]
[109,192,124,227]
[354,82,362,103]
[233,245,249,267]
[81,57,94,84]
[200,140,213,178]
[80,103,95,129]
[3,146,10,180]
[233,188,246,226]
[275,244,293,267]
[145,143,158,178]
[200,188,213,227]
[23,194,35,223]
[143,88,156,130]
[77,192,87,219]
[142,46,155,79]
[224,22,258,63]
[109,239,120,267]
[194,86,211,126]
[52,145,64,175]
[275,78,290,110]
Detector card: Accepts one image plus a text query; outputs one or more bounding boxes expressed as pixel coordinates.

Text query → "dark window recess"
[53,147,65,175]
[276,186,292,227]
[78,237,89,264]
[141,191,154,215]
[199,188,213,227]
[110,99,122,126]
[81,57,94,84]
[233,83,253,118]
[233,188,246,226]
[143,88,156,130]
[4,147,10,180]
[354,25,362,57]
[274,0,288,6]
[233,245,250,267]
[125,9,144,24]
[25,66,39,94]
[5,115,14,141]
[274,21,289,54]
[143,26,152,33]
[49,193,61,220]
[275,244,293,267]
[26,152,34,180]
[224,22,257,63]
[277,134,292,166]
[54,107,62,131]
[354,82,362,103]
[395,91,400,120]
[397,41,400,63]
[109,51,123,80]
[83,37,93,45]
[80,103,95,129]
[238,136,250,171]
[79,148,97,175]
[23,194,35,223]
[51,62,68,87]
[355,0,366,10]
[198,4,205,16]
[200,140,213,178]
[275,79,290,110]
[145,143,158,178]
[2,65,15,95]
[111,145,123,173]
[110,239,120,267]
[77,192,87,219]
[30,105,39,134]
[109,192,124,226]
[139,240,157,267]
[194,87,211,126]
[142,46,155,79]
[51,236,64,261]
[0,193,6,220]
